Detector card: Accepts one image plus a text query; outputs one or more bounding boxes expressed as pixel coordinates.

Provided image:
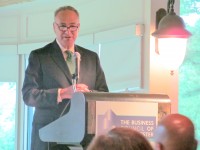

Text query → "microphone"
[60,52,81,117]
[74,52,81,81]
[72,52,81,92]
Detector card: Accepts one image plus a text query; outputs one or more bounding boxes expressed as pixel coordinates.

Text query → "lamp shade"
[152,10,191,38]
[152,8,192,72]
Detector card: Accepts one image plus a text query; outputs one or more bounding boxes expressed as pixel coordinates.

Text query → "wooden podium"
[39,92,171,147]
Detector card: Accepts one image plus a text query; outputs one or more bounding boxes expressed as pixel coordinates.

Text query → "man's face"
[53,10,80,49]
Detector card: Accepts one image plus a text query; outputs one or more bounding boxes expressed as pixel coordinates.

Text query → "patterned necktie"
[66,50,72,62]
[65,50,75,75]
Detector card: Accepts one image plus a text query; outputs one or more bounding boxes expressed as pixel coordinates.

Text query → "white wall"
[149,0,180,113]
[0,0,183,149]
[0,2,148,149]
[0,0,145,44]
[0,0,181,109]
[0,45,18,81]
[0,0,180,109]
[0,0,181,148]
[0,0,147,92]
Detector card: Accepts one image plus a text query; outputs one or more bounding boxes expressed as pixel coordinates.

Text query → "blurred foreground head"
[87,127,153,150]
[154,113,197,150]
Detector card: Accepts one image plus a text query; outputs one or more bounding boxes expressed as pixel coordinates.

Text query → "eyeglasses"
[55,22,79,32]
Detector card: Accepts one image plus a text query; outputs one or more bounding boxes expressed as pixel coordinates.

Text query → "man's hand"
[60,84,90,100]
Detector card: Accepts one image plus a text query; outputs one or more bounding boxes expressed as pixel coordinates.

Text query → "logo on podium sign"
[96,101,158,138]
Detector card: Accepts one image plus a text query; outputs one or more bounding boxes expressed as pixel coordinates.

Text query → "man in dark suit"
[22,6,108,150]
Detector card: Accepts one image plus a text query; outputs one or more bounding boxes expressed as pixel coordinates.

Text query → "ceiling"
[0,0,90,15]
[0,0,59,14]
[0,0,34,7]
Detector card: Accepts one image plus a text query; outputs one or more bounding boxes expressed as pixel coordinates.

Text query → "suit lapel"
[50,40,72,84]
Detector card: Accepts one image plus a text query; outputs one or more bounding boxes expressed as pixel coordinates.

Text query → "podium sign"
[96,101,157,138]
[39,92,171,146]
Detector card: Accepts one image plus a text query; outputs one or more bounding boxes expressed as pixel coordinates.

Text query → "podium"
[39,92,171,147]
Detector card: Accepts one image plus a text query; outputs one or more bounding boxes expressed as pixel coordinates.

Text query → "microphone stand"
[72,74,78,92]
[60,54,80,117]
[72,53,79,92]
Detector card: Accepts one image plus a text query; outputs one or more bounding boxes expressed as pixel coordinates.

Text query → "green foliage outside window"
[179,0,200,146]
[0,83,16,150]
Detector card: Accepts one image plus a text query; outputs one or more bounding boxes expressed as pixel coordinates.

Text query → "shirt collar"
[56,39,66,53]
[56,39,75,53]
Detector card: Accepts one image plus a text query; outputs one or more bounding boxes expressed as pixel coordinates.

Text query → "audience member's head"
[154,113,197,150]
[87,127,153,150]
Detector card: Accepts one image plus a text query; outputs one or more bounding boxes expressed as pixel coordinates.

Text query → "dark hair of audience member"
[87,127,153,150]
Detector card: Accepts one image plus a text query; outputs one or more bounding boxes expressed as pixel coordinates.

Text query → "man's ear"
[154,142,163,150]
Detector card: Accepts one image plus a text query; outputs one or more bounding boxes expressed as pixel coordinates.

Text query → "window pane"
[180,0,200,148]
[0,82,16,150]
[24,54,35,150]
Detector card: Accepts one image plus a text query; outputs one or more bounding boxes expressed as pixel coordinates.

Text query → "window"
[179,0,200,146]
[23,54,35,150]
[0,82,16,150]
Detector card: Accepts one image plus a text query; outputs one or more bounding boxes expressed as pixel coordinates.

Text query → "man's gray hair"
[54,6,79,18]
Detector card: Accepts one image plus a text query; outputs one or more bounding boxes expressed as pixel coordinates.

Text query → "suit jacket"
[22,40,108,149]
